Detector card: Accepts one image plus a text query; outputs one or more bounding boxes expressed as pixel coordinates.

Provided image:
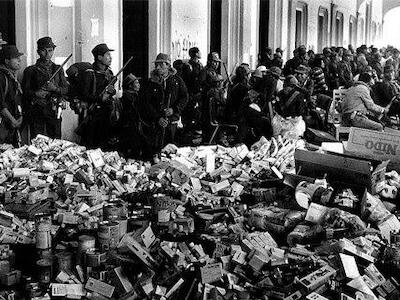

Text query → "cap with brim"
[268,66,284,79]
[37,37,56,49]
[126,73,141,83]
[1,45,24,60]
[91,43,114,57]
[153,53,171,64]
[208,52,222,62]
[252,69,263,79]
[256,66,267,72]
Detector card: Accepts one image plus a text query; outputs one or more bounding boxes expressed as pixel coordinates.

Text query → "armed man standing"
[22,37,69,139]
[77,43,116,149]
[0,45,24,146]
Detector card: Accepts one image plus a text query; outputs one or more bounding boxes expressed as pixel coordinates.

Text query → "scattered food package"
[1,134,400,299]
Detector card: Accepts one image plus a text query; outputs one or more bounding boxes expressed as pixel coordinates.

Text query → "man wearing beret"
[22,37,69,139]
[0,45,24,145]
[78,43,115,148]
[140,53,188,157]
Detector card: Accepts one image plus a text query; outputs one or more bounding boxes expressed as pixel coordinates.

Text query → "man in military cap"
[140,53,188,158]
[77,43,115,148]
[201,52,222,95]
[181,47,204,131]
[22,36,69,139]
[0,45,24,145]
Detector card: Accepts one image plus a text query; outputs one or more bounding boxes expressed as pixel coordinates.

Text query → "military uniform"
[22,37,68,139]
[77,44,115,149]
[0,46,24,145]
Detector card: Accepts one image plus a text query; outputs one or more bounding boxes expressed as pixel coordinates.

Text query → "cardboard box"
[345,127,400,165]
[85,277,115,298]
[295,149,388,194]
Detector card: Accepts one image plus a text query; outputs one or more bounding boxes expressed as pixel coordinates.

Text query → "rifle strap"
[285,91,300,108]
[84,69,97,97]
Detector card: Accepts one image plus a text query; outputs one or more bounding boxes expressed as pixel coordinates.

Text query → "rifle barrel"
[100,56,134,95]
[48,53,73,83]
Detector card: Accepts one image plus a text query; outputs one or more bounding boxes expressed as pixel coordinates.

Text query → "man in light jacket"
[341,72,389,131]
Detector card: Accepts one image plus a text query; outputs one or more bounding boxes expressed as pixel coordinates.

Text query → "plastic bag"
[272,114,306,139]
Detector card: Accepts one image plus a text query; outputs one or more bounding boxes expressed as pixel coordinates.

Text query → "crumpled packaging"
[248,206,305,235]
[321,208,366,237]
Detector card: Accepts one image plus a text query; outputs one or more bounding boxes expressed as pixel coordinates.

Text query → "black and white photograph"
[0,0,400,299]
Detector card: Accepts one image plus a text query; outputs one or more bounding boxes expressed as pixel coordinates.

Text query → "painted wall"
[170,0,209,66]
[15,0,123,142]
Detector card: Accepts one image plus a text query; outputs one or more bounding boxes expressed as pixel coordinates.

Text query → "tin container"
[86,250,107,268]
[36,259,52,284]
[55,251,72,272]
[118,217,128,238]
[77,235,95,265]
[37,249,52,260]
[98,221,120,251]
[103,203,120,221]
[35,213,52,232]
[36,231,51,250]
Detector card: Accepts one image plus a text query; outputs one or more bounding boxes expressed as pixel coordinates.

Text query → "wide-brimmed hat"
[208,52,222,62]
[294,64,310,75]
[37,37,56,49]
[154,53,171,64]
[0,45,24,60]
[268,66,284,79]
[91,43,114,57]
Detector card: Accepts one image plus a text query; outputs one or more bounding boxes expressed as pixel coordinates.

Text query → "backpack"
[66,62,94,99]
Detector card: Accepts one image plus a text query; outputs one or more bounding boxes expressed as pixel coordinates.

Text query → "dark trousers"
[30,105,61,139]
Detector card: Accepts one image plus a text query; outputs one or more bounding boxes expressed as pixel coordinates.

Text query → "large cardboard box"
[295,149,388,194]
[344,127,400,170]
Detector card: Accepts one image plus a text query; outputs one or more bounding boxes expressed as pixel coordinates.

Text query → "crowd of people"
[1,36,400,161]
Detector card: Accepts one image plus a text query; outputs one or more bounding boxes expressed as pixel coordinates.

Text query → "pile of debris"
[1,133,400,299]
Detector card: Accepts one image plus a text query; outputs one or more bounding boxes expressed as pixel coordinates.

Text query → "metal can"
[118,217,128,238]
[36,231,51,250]
[36,259,52,284]
[55,251,72,272]
[103,203,120,221]
[35,213,52,232]
[85,250,107,268]
[98,221,120,251]
[37,249,52,260]
[77,235,95,265]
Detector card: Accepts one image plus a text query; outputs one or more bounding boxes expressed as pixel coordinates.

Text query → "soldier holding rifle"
[77,43,117,149]
[22,37,69,139]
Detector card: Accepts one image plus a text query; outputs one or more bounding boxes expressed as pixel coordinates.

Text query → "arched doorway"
[383,7,400,48]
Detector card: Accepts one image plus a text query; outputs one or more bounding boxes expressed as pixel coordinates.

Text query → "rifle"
[221,61,233,86]
[75,56,134,135]
[47,53,73,84]
[160,93,172,149]
[100,56,134,97]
